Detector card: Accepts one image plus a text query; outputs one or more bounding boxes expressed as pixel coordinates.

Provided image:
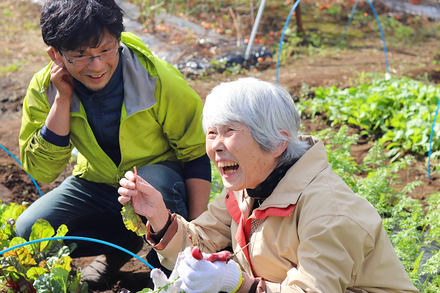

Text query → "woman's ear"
[273,130,289,158]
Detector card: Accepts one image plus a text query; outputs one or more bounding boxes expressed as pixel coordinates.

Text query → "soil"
[1,0,440,292]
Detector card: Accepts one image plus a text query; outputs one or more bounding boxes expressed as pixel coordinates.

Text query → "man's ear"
[273,130,289,158]
[54,51,63,63]
[46,46,64,64]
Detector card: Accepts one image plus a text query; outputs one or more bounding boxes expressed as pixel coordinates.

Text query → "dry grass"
[0,0,48,75]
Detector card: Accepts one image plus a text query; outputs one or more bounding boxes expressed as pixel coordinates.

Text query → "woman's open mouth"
[218,161,239,175]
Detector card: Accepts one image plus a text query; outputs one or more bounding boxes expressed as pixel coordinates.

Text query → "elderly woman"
[118,77,417,292]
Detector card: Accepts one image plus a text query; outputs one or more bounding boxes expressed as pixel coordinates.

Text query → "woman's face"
[206,122,279,191]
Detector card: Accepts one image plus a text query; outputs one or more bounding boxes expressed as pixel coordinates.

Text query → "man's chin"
[84,82,107,93]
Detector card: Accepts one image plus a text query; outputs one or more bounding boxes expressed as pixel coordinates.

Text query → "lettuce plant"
[0,202,87,293]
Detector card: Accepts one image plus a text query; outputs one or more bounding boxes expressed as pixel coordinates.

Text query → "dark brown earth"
[1,0,440,292]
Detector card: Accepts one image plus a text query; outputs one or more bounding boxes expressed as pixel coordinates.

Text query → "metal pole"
[244,0,267,61]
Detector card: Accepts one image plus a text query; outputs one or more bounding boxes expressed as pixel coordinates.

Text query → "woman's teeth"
[218,162,238,174]
[218,162,238,167]
[224,169,237,174]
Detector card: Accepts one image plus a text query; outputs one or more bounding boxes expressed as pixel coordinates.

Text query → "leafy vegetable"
[0,211,84,293]
[298,75,440,160]
[121,166,149,236]
[121,201,149,236]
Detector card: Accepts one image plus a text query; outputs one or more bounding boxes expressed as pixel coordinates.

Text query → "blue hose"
[276,0,301,84]
[342,0,360,41]
[342,0,389,73]
[0,144,43,197]
[0,236,154,270]
[428,99,440,179]
[365,0,389,73]
[277,0,390,83]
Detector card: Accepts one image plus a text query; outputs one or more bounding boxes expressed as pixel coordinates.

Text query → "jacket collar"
[229,136,329,210]
[246,160,295,202]
[261,136,329,208]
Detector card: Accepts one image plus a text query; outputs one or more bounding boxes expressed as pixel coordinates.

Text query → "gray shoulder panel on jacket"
[120,43,158,116]
[46,83,81,113]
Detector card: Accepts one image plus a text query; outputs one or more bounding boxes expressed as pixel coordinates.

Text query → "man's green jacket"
[19,32,206,187]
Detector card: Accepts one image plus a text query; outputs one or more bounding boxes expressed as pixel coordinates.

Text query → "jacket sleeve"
[19,71,72,183]
[154,59,206,162]
[266,215,374,293]
[154,189,233,270]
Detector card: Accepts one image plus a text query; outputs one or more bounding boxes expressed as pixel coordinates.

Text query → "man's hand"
[44,47,74,136]
[176,247,243,293]
[46,47,74,100]
[118,171,169,231]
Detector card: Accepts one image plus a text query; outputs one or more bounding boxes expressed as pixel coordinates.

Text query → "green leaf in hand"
[121,166,148,236]
[121,201,148,236]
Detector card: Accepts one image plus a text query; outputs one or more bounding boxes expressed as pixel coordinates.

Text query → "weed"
[0,64,20,74]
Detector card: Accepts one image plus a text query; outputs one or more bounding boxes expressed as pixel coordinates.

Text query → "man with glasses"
[58,47,124,66]
[16,0,211,290]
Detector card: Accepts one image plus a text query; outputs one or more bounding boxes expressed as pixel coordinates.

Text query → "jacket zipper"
[76,109,119,184]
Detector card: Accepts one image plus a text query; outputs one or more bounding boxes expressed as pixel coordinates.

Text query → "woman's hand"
[118,171,169,231]
[176,247,243,293]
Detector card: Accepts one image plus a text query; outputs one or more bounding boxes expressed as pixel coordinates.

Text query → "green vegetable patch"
[0,203,87,292]
[298,75,440,161]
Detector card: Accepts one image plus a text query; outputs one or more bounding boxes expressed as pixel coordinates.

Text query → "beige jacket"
[153,136,418,293]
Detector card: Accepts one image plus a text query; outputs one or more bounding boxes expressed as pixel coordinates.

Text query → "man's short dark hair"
[41,0,125,52]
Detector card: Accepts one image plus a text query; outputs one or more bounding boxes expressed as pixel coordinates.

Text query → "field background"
[1,0,440,292]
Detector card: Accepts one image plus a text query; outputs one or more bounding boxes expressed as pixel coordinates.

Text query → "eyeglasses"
[59,47,123,66]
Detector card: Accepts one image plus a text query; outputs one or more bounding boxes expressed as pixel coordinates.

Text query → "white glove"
[176,247,243,293]
[151,269,178,293]
[151,253,183,293]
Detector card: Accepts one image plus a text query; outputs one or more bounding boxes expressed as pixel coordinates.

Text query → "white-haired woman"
[118,78,417,293]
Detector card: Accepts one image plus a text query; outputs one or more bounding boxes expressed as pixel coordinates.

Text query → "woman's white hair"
[202,77,309,165]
